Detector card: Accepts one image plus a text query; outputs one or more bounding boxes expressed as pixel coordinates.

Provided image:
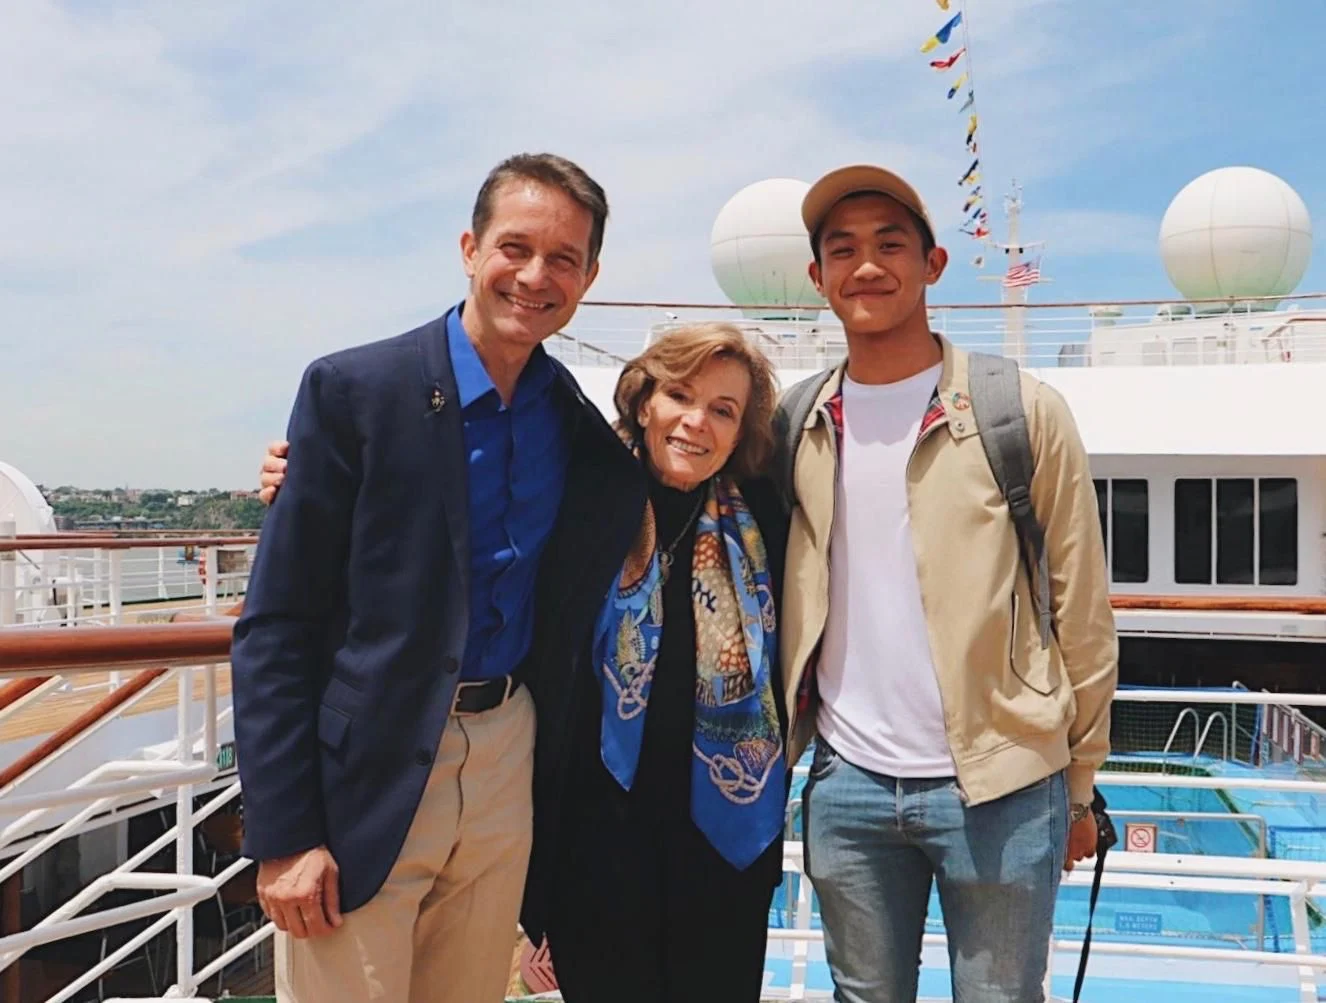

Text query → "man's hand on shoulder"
[257,845,342,937]
[257,440,289,506]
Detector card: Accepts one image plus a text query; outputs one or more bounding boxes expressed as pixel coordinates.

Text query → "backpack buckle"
[1006,484,1033,517]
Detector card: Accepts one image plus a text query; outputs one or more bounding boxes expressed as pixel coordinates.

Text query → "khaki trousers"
[275,684,536,1003]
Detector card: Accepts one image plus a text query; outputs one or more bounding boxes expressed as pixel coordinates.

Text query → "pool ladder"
[1163,707,1230,762]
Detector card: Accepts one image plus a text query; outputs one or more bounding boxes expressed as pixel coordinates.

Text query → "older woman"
[529,322,788,1003]
[256,322,788,1002]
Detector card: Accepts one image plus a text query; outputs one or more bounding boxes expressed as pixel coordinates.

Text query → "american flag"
[1003,258,1041,288]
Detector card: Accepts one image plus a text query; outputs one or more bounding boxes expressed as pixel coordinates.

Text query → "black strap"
[773,368,834,513]
[1073,846,1108,1002]
[967,352,1053,649]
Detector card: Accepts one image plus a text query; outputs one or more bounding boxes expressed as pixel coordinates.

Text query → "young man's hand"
[1064,812,1098,872]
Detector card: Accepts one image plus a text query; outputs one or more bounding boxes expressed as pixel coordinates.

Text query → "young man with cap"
[778,165,1118,1002]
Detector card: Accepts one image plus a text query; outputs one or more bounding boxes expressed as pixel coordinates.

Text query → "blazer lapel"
[414,311,470,591]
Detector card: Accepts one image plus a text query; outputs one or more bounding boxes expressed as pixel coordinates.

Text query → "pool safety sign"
[1115,911,1163,935]
[1125,822,1158,853]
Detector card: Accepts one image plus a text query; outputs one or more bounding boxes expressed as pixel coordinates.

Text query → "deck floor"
[0,665,233,745]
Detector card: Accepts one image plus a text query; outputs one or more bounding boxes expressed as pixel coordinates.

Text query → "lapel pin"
[430,387,446,412]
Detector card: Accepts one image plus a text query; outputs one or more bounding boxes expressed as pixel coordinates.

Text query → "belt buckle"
[450,675,514,717]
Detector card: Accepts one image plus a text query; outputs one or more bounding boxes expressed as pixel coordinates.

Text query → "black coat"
[518,411,791,946]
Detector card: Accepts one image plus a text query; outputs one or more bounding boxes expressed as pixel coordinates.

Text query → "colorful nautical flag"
[936,0,951,9]
[930,48,965,70]
[958,159,979,185]
[920,12,962,53]
[959,91,975,112]
[1003,258,1042,288]
[946,73,969,99]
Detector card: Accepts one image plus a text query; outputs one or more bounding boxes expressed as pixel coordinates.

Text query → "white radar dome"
[710,178,826,322]
[1159,167,1312,302]
[0,460,55,535]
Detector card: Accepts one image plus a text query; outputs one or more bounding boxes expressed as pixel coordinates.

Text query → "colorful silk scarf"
[593,472,784,870]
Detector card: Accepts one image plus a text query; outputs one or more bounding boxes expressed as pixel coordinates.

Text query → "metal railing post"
[108,551,124,687]
[1289,884,1318,1002]
[203,546,218,615]
[0,521,15,627]
[174,666,196,997]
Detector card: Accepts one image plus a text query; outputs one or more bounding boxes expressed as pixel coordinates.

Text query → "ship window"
[1094,478,1149,583]
[1216,479,1254,584]
[1259,478,1298,585]
[1174,477,1298,586]
[1174,479,1212,583]
[1110,480,1149,583]
[1094,479,1108,551]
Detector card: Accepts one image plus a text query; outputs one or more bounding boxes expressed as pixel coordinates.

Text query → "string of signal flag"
[920,4,988,245]
[921,1,1043,287]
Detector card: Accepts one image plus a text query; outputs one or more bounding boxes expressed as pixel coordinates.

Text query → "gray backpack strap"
[772,368,834,512]
[967,352,1052,649]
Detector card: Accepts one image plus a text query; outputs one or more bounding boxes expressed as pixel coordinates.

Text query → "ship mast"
[977,180,1047,361]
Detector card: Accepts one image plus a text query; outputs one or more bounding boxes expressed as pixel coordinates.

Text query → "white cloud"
[0,0,1261,489]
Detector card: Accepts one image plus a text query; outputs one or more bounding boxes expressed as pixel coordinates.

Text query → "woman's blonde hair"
[612,322,779,482]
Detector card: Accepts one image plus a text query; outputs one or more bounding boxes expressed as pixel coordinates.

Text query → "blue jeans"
[804,737,1068,1003]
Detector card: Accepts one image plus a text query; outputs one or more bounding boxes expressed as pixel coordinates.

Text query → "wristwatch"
[1070,803,1092,824]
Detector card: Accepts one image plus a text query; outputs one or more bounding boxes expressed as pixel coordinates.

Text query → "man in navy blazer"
[230,152,610,1003]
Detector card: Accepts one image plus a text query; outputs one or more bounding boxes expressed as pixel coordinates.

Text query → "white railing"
[772,845,1326,1003]
[540,300,1326,371]
[2,646,1325,1001]
[0,537,253,633]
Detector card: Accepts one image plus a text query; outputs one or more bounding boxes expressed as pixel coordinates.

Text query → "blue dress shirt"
[446,304,569,681]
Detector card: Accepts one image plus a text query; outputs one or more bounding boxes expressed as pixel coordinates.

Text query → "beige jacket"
[781,336,1118,807]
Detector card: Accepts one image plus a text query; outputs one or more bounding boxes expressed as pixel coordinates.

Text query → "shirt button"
[955,421,966,432]
[416,749,433,767]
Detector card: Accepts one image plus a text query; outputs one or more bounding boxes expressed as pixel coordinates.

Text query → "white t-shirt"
[815,363,956,778]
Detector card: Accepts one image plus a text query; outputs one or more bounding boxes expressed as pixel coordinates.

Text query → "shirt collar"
[446,304,496,409]
[446,302,557,410]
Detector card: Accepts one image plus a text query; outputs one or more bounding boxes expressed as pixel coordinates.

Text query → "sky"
[2,0,1323,490]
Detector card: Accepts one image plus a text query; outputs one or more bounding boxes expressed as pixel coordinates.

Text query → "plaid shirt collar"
[822,382,947,447]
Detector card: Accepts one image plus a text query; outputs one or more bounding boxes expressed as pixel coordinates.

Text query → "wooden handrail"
[18,529,252,538]
[0,593,1320,680]
[0,677,52,713]
[1111,595,1326,614]
[0,622,234,676]
[0,536,258,553]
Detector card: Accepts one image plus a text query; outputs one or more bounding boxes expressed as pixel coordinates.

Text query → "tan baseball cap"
[801,164,935,243]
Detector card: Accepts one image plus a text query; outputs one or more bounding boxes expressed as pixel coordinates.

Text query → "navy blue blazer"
[230,310,597,913]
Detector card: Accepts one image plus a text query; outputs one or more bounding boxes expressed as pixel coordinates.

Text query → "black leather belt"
[450,674,521,716]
